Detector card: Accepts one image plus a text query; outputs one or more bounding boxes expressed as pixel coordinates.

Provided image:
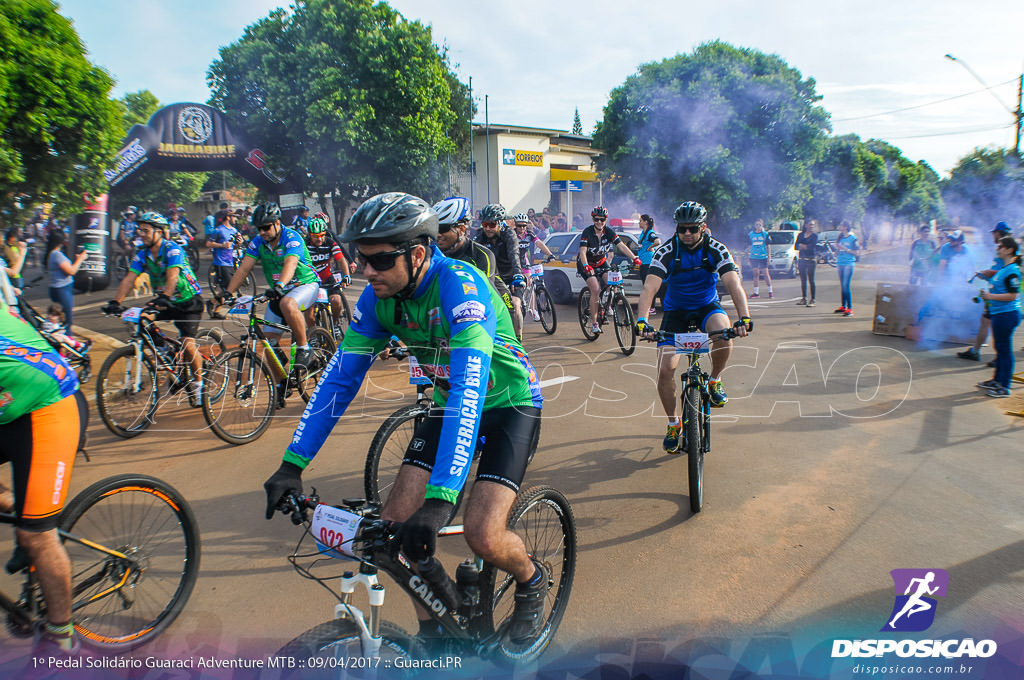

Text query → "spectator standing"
[636,214,661,315]
[957,222,1012,362]
[2,228,28,290]
[45,230,87,335]
[747,218,773,298]
[975,236,1021,398]
[909,225,937,285]
[795,220,818,306]
[834,223,859,316]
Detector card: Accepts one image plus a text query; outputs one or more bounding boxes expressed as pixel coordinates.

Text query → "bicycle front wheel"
[96,345,158,438]
[683,384,703,513]
[276,619,418,679]
[202,347,276,445]
[364,403,429,504]
[536,285,557,335]
[577,289,597,341]
[480,485,577,665]
[612,291,636,355]
[60,474,200,653]
[296,327,337,403]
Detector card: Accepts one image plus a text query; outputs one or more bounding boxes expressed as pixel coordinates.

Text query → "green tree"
[941,147,1024,228]
[572,108,583,136]
[207,0,469,202]
[593,41,830,234]
[109,90,209,214]
[804,135,886,226]
[863,139,945,238]
[0,0,122,216]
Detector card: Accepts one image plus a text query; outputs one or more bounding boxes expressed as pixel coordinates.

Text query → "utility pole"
[1015,72,1023,157]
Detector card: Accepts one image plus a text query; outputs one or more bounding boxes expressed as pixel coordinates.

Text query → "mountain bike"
[96,305,226,438]
[1,474,200,653]
[201,293,337,445]
[816,239,837,267]
[642,326,744,513]
[312,274,353,343]
[578,263,636,355]
[206,243,257,301]
[523,264,556,335]
[274,485,575,669]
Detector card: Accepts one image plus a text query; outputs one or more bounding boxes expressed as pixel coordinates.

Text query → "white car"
[743,229,799,278]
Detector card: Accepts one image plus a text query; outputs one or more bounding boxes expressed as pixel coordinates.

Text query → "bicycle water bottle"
[416,557,461,612]
[455,559,480,615]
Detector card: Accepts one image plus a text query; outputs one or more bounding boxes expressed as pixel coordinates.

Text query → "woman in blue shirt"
[834,223,859,317]
[976,236,1021,398]
[637,214,661,315]
[45,230,87,335]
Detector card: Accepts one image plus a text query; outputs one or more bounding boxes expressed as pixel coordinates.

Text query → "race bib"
[332,272,343,284]
[673,332,710,354]
[121,307,143,323]
[529,264,544,277]
[407,356,434,385]
[310,504,361,559]
[607,270,623,285]
[316,288,328,303]
[229,295,253,315]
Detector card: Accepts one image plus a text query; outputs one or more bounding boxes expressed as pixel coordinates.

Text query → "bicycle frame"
[113,308,195,394]
[228,294,295,380]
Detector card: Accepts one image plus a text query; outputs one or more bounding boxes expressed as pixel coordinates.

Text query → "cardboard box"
[873,282,982,344]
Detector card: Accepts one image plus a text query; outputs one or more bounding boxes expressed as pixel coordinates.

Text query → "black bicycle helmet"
[251,202,282,227]
[480,203,506,223]
[341,192,438,245]
[591,206,609,219]
[673,201,708,224]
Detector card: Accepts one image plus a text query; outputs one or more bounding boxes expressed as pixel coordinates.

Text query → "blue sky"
[58,0,1024,175]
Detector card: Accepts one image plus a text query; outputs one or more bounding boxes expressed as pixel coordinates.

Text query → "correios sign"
[502,148,544,167]
[104,102,295,195]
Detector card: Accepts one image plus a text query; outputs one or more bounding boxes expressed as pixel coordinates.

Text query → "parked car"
[742,229,799,278]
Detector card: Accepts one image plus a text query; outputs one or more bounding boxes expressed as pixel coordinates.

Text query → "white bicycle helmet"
[431,197,470,225]
[513,212,529,225]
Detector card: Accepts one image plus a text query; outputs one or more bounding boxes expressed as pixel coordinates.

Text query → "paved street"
[1,247,1021,673]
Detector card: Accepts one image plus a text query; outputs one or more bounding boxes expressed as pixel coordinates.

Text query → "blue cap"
[993,221,1010,234]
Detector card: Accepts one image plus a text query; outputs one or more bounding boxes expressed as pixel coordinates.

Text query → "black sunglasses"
[677,224,702,234]
[358,247,408,271]
[257,223,275,231]
[593,217,606,222]
[437,224,454,234]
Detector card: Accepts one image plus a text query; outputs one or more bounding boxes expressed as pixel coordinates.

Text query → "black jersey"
[578,224,621,267]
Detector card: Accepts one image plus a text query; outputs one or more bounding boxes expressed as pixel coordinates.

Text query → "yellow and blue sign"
[503,148,543,167]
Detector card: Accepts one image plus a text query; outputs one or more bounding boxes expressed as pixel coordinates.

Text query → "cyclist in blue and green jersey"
[747,218,772,298]
[104,211,206,403]
[0,300,84,654]
[220,202,319,368]
[263,192,550,647]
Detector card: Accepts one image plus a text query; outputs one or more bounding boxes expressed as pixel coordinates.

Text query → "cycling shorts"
[576,261,610,281]
[266,283,319,327]
[403,405,541,495]
[152,295,204,338]
[0,394,81,531]
[658,303,727,347]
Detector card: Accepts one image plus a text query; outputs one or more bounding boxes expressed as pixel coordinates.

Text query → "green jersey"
[243,226,319,288]
[0,304,79,424]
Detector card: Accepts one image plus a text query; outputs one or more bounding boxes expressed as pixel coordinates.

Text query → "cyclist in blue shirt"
[747,218,773,298]
[206,210,240,293]
[834,223,859,317]
[633,201,751,452]
[291,206,311,236]
[974,236,1021,398]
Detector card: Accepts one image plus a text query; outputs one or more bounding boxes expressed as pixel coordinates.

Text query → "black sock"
[518,564,542,589]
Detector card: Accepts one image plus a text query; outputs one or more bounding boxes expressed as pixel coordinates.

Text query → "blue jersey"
[648,235,737,310]
[129,240,202,302]
[836,233,859,266]
[987,263,1021,315]
[637,229,660,266]
[210,225,238,267]
[748,230,769,260]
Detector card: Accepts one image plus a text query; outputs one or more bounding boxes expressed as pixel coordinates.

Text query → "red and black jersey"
[305,232,344,282]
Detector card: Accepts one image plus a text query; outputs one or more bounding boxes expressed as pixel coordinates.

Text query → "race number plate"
[121,307,142,323]
[407,356,433,386]
[228,295,253,315]
[607,270,623,284]
[316,288,329,303]
[332,272,344,284]
[529,264,544,277]
[311,504,361,559]
[673,332,710,354]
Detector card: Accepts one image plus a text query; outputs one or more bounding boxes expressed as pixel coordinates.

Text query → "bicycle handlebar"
[640,327,741,343]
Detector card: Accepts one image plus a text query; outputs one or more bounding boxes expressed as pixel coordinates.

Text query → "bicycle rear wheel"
[536,285,557,335]
[612,291,636,355]
[296,327,337,403]
[60,474,200,653]
[683,384,703,513]
[577,289,598,341]
[480,485,576,665]
[276,619,417,679]
[96,345,158,438]
[364,403,429,504]
[202,347,276,445]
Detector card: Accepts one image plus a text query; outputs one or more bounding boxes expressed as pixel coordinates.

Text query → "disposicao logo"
[831,568,997,660]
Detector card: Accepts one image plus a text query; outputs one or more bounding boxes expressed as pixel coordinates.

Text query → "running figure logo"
[882,569,949,632]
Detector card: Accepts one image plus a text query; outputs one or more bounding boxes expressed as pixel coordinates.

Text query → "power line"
[832,78,1018,122]
[883,123,1014,140]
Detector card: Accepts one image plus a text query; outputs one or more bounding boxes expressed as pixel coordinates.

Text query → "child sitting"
[42,305,90,352]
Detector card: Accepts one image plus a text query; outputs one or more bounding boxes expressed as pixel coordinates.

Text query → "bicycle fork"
[336,570,386,657]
